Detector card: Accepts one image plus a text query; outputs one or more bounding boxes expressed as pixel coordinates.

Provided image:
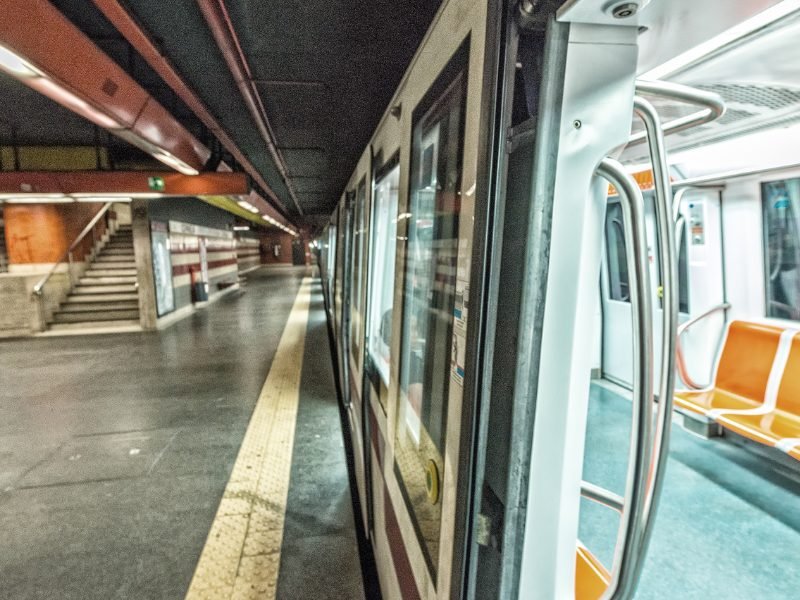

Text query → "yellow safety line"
[185,278,312,600]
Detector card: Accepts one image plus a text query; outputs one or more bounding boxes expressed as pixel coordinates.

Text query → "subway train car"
[319,0,800,598]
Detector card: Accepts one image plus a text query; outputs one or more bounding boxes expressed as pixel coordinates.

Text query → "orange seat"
[716,332,800,460]
[575,543,610,600]
[674,321,783,416]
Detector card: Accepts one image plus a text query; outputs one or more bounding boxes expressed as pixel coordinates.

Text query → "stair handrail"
[31,202,114,328]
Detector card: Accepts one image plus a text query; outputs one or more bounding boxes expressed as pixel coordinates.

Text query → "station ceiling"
[0,0,442,223]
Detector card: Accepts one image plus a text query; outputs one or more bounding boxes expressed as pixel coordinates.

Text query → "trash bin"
[190,267,208,302]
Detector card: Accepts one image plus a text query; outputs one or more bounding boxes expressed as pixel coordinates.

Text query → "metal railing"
[595,158,655,600]
[31,202,114,331]
[588,80,726,600]
[675,302,731,390]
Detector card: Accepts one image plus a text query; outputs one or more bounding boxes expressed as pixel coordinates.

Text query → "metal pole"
[596,158,654,600]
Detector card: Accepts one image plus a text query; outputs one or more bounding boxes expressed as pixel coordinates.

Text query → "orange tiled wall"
[3,203,107,264]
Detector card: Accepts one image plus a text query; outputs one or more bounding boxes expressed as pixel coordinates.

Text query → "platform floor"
[0,268,364,599]
[580,381,800,599]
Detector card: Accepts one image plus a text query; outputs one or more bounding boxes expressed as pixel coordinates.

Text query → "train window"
[605,202,630,302]
[350,179,367,358]
[763,178,800,320]
[395,45,467,577]
[677,219,690,314]
[367,160,400,393]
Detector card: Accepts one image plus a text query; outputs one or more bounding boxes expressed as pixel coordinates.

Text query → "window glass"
[350,180,367,358]
[367,163,400,392]
[763,178,800,320]
[395,62,466,577]
[606,202,630,302]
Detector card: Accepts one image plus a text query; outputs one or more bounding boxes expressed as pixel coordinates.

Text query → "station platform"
[0,267,366,599]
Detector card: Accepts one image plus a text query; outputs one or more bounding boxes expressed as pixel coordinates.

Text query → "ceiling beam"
[0,171,248,196]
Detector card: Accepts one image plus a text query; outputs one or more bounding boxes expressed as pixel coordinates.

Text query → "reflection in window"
[606,202,630,302]
[351,180,367,358]
[763,178,800,320]
[367,162,400,392]
[395,53,467,577]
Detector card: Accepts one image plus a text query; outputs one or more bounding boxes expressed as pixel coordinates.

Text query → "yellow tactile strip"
[186,278,312,600]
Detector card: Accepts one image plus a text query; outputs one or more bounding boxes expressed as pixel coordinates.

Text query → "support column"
[132,199,157,330]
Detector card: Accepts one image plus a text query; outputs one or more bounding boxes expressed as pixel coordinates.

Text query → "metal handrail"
[628,80,726,146]
[31,202,113,329]
[596,158,654,600]
[630,93,679,594]
[676,302,731,390]
[581,480,624,513]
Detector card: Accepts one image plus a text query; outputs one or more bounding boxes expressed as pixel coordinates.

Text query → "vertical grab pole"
[632,95,679,573]
[596,158,654,600]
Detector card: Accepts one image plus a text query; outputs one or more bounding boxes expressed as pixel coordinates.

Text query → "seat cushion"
[674,389,761,416]
[716,410,800,450]
[575,543,609,600]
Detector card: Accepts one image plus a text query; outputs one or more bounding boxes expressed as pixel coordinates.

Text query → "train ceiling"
[0,0,442,222]
[625,5,800,165]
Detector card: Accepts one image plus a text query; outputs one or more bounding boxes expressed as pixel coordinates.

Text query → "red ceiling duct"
[0,0,209,175]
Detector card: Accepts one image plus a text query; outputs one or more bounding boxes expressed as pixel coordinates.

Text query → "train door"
[602,188,725,389]
[601,192,663,388]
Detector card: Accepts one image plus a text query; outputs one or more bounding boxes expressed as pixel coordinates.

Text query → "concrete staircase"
[49,225,141,331]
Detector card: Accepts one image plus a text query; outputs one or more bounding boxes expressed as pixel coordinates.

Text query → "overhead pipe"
[89,0,293,221]
[196,0,305,216]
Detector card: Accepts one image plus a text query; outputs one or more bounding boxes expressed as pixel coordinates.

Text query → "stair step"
[48,319,141,331]
[72,284,137,294]
[102,243,134,250]
[79,276,137,285]
[53,309,139,323]
[85,268,137,276]
[95,256,135,263]
[64,293,138,303]
[103,248,135,255]
[58,300,140,312]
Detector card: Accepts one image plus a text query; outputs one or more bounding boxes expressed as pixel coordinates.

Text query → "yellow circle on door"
[426,459,440,505]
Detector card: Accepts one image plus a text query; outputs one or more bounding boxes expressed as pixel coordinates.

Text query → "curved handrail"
[596,158,654,600]
[631,94,679,593]
[675,302,731,390]
[581,480,624,514]
[31,202,113,297]
[628,81,726,147]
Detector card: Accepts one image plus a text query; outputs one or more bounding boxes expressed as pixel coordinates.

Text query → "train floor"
[581,381,800,599]
[0,267,365,599]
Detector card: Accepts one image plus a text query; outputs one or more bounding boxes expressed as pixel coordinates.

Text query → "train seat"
[575,542,610,600]
[715,330,800,460]
[674,321,783,416]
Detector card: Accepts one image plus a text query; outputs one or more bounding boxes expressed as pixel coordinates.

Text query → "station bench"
[674,320,800,460]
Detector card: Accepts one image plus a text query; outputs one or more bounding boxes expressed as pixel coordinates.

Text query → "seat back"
[776,333,800,416]
[575,543,609,600]
[714,321,783,402]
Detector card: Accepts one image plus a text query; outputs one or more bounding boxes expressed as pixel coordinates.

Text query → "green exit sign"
[148,176,165,191]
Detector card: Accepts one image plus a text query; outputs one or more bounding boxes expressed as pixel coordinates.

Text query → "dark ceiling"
[0,0,442,222]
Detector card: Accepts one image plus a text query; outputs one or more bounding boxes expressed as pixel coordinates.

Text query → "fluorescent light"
[641,0,800,80]
[0,44,41,78]
[3,196,71,204]
[30,78,122,129]
[233,225,250,231]
[75,196,132,203]
[152,150,199,176]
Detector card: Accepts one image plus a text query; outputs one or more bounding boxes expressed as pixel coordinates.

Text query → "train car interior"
[585,3,800,598]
